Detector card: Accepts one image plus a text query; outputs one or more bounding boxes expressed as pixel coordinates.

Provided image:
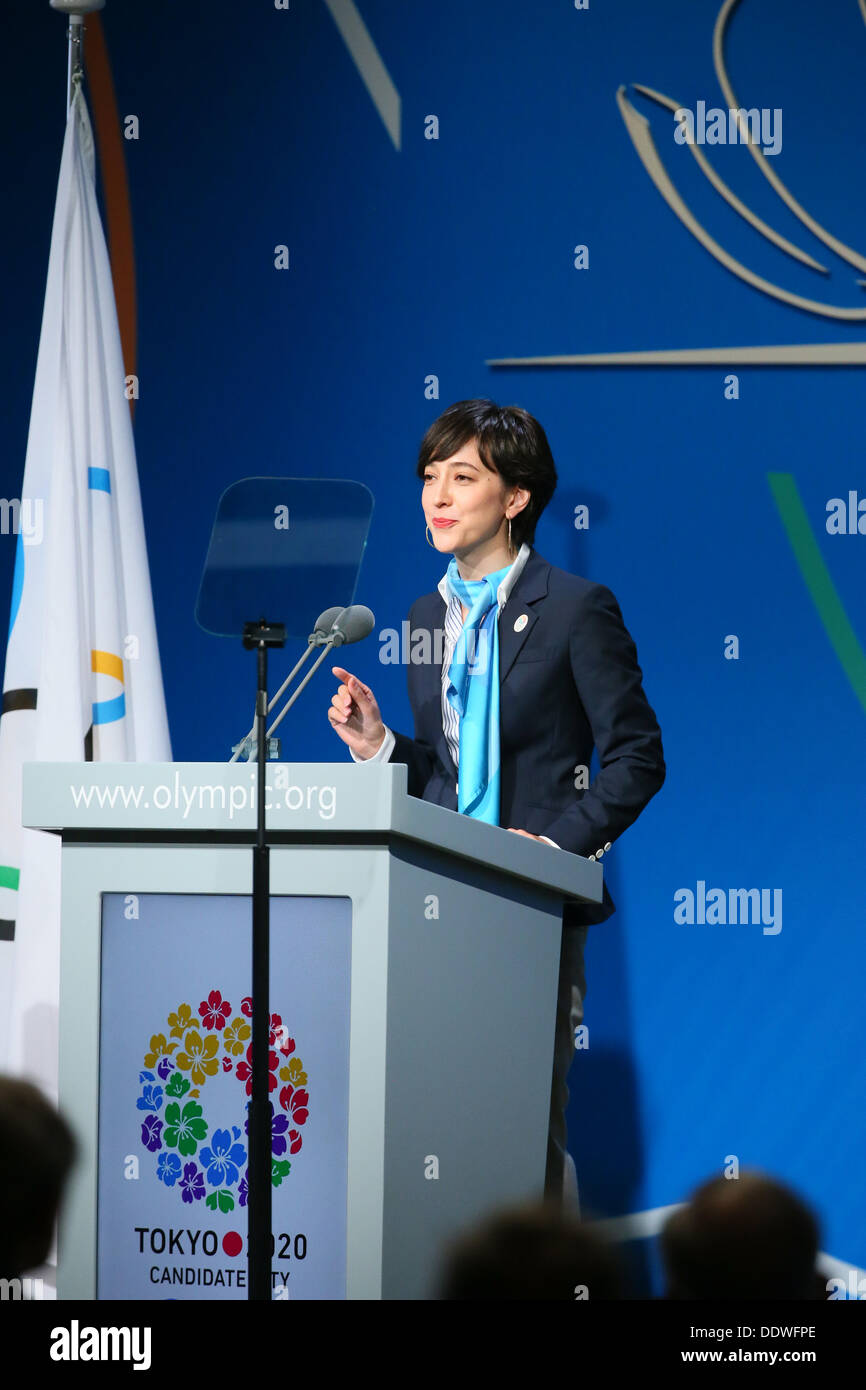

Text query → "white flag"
[0,87,171,1093]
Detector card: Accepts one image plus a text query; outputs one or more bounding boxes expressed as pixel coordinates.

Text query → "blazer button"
[604,842,611,852]
[588,854,596,862]
[596,848,604,859]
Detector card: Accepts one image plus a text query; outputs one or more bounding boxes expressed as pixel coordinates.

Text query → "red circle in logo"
[223,1230,243,1258]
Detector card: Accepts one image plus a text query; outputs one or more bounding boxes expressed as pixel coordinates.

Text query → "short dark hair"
[416,399,557,549]
[661,1171,821,1300]
[0,1076,77,1278]
[437,1200,622,1300]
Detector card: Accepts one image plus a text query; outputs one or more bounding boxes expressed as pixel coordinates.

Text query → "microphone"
[328,605,375,647]
[310,607,346,646]
[265,605,376,738]
[229,605,373,762]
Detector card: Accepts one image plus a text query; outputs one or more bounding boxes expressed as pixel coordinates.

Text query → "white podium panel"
[97,893,351,1300]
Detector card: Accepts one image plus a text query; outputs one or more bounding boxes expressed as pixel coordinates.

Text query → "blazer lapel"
[497,548,551,684]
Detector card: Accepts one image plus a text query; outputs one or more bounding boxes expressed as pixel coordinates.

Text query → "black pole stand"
[243,619,286,1302]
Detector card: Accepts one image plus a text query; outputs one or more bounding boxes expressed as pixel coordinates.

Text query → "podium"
[23,761,603,1301]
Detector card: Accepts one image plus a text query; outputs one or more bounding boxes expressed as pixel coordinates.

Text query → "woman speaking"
[327,398,665,1201]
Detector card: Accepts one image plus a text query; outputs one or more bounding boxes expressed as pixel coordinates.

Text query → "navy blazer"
[388,547,666,927]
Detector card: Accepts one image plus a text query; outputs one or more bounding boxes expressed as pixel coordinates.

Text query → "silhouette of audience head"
[437,1200,622,1300]
[0,1076,76,1278]
[661,1170,822,1299]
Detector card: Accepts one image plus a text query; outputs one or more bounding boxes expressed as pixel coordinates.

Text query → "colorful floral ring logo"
[136,991,309,1214]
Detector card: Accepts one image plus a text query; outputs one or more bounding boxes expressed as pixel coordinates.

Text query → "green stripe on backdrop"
[769,472,866,718]
[0,865,20,891]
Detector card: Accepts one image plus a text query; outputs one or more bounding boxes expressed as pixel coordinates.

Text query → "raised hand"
[328,666,386,759]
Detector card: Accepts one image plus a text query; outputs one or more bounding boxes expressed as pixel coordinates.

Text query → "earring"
[507,517,513,552]
[425,524,436,547]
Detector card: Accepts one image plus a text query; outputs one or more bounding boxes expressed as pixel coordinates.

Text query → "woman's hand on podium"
[329,667,387,759]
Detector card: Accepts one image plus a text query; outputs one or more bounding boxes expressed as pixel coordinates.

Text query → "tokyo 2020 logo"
[136,991,309,1213]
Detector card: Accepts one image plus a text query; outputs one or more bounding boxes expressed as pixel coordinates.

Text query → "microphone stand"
[230,608,347,764]
[266,640,343,740]
[242,617,286,1302]
[263,607,373,743]
[235,603,372,1299]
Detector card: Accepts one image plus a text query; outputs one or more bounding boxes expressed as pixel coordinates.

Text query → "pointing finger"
[338,672,372,705]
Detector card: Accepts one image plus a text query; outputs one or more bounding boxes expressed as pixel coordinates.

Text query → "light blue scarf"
[445,555,515,824]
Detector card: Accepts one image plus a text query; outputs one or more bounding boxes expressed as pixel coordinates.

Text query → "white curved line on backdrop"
[631,84,826,273]
[713,0,866,274]
[616,85,866,321]
[323,0,401,150]
[485,343,866,366]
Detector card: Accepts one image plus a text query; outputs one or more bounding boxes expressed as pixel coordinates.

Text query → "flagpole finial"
[50,0,105,111]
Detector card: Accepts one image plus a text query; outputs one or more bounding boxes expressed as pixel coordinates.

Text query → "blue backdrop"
[4,0,865,1291]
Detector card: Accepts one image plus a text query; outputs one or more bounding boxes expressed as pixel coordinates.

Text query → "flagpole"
[49,0,106,111]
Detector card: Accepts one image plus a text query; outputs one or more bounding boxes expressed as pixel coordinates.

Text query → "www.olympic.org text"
[68,771,337,820]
